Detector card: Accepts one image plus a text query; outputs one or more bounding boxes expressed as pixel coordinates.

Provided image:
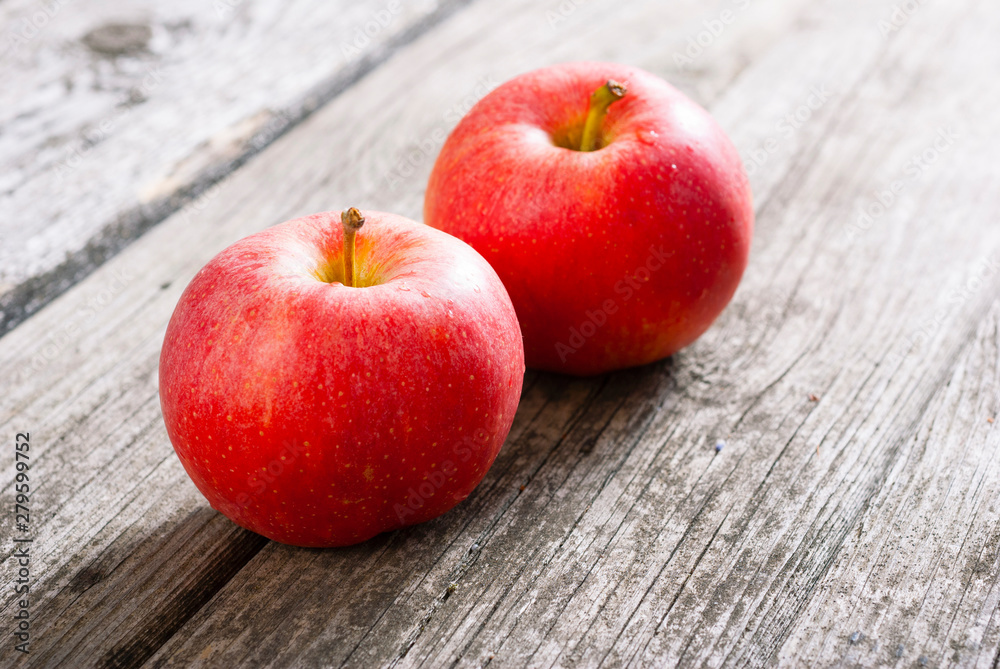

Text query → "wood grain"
[780,302,1000,667]
[0,0,469,337]
[2,0,999,666]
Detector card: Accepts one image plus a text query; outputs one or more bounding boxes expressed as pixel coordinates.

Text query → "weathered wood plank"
[3,0,1000,666]
[147,1,1000,667]
[780,302,1000,667]
[0,0,816,664]
[40,512,266,668]
[3,0,812,659]
[0,0,469,337]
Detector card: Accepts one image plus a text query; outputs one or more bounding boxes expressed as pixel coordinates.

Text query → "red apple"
[425,62,753,375]
[158,209,524,547]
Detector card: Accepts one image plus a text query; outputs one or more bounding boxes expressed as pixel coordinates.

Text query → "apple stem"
[579,79,627,152]
[341,208,365,287]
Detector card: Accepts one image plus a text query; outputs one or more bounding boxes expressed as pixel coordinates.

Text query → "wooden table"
[3,0,1000,666]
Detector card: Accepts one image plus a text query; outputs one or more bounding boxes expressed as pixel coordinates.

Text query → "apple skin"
[425,62,753,375]
[158,210,524,547]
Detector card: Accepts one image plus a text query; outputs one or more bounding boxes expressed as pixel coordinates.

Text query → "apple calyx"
[579,79,627,152]
[341,207,365,287]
